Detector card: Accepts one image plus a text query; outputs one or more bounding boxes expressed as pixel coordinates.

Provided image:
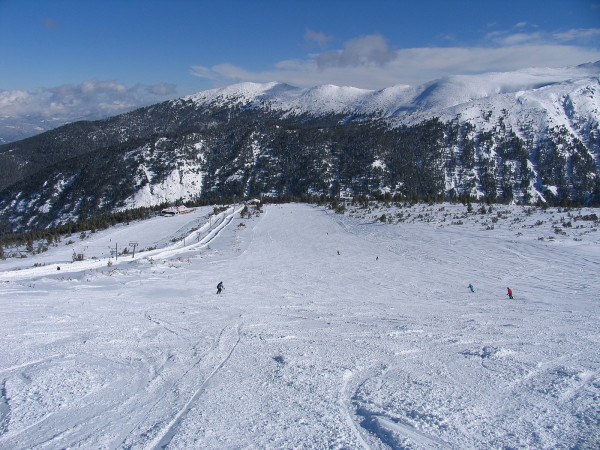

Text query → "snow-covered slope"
[183,81,376,116]
[408,68,600,137]
[0,202,598,448]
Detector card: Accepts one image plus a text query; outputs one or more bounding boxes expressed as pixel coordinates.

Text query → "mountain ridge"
[180,61,600,120]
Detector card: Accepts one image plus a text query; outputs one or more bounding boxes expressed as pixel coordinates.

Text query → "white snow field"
[0,202,599,449]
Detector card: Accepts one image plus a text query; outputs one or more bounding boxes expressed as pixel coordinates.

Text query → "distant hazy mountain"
[1,62,599,232]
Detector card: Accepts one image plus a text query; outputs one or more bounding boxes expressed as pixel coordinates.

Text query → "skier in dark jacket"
[507,287,513,299]
[468,283,474,293]
[217,281,224,294]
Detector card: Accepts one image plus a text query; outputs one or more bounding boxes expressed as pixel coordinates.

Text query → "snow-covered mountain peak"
[178,61,600,124]
[184,81,298,107]
[392,63,600,114]
[183,81,376,115]
[278,84,373,115]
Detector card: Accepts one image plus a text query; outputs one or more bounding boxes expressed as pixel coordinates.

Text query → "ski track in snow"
[148,324,241,450]
[0,202,599,449]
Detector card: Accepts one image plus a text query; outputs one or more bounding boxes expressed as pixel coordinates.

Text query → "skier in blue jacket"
[216,281,224,294]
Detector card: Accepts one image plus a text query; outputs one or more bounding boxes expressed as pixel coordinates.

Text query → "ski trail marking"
[144,312,179,336]
[373,415,451,449]
[559,370,597,403]
[340,369,371,450]
[0,354,65,375]
[118,325,233,447]
[149,323,241,450]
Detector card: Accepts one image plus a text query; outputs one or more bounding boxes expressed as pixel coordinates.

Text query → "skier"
[468,283,474,293]
[507,287,513,299]
[216,281,224,295]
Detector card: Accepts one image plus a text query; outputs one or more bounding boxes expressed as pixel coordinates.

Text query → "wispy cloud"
[486,31,544,46]
[148,82,177,96]
[553,28,600,42]
[304,29,332,49]
[42,18,59,30]
[486,23,600,46]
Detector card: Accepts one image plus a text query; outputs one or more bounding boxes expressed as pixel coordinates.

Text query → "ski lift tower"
[129,241,138,258]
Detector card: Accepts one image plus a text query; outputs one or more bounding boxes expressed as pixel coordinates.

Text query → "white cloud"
[0,79,178,123]
[191,32,600,90]
[316,34,395,68]
[493,32,544,46]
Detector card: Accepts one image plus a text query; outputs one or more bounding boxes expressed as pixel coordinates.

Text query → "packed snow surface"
[0,202,599,449]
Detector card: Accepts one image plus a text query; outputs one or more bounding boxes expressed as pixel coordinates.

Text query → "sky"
[1,0,600,124]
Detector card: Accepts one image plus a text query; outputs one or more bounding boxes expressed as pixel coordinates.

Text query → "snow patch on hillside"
[121,165,202,210]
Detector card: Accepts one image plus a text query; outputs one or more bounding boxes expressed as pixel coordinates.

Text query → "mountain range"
[1,62,599,232]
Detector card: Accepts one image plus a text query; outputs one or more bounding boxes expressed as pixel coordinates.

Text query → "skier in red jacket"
[507,287,513,299]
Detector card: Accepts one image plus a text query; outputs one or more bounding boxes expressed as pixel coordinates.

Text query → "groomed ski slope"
[0,203,598,449]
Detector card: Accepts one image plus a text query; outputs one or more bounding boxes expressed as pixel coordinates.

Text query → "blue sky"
[1,0,599,122]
